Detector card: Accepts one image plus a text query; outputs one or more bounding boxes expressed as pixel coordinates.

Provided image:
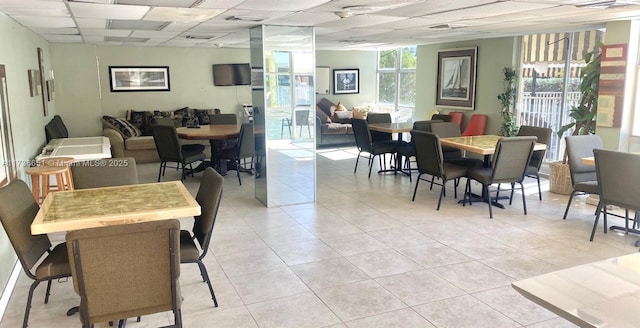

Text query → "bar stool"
[26,157,75,204]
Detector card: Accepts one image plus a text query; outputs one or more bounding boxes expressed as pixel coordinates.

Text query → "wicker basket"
[549,161,573,195]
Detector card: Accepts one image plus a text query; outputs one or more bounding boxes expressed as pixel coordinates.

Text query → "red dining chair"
[448,112,464,129]
[462,114,488,136]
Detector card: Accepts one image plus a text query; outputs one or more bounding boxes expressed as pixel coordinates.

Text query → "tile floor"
[1,147,638,328]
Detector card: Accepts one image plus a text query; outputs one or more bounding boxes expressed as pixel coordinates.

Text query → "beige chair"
[562,135,602,220]
[66,220,182,328]
[517,125,552,200]
[180,167,223,307]
[71,157,138,189]
[0,180,71,328]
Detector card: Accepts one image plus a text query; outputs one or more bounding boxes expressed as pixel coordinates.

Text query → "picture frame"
[333,69,359,94]
[436,47,477,110]
[108,66,170,92]
[27,69,41,97]
[37,48,48,115]
[46,80,55,101]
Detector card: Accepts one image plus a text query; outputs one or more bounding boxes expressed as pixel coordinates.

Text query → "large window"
[377,46,417,112]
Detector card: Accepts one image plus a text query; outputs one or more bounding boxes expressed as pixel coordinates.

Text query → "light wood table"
[176,124,240,140]
[31,181,200,235]
[512,253,640,328]
[581,156,595,165]
[368,122,414,176]
[440,135,547,156]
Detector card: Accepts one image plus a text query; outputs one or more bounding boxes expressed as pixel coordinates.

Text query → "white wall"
[316,50,378,109]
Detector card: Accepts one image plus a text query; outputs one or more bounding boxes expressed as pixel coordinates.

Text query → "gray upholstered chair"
[180,167,223,307]
[366,112,393,143]
[590,149,640,241]
[71,157,138,189]
[44,115,69,142]
[66,220,182,328]
[281,109,311,138]
[351,118,398,178]
[431,114,452,122]
[431,122,483,169]
[397,120,443,180]
[411,130,467,210]
[517,125,552,200]
[0,180,71,328]
[562,135,602,220]
[209,113,239,151]
[464,136,536,218]
[151,124,205,182]
[213,123,254,185]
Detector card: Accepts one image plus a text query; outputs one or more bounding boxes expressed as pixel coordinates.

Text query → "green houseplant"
[549,44,601,194]
[498,67,518,137]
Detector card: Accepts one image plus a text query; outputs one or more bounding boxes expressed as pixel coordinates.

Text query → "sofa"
[315,98,357,147]
[102,108,213,164]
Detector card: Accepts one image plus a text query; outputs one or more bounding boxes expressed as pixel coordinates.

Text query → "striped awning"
[522,30,604,64]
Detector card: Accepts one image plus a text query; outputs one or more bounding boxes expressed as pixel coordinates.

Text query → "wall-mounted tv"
[212,63,251,86]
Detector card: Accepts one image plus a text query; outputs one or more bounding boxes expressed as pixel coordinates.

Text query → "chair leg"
[354,151,361,174]
[157,162,164,182]
[437,182,446,210]
[174,309,183,328]
[463,179,471,206]
[196,260,218,307]
[536,175,542,200]
[590,211,601,241]
[23,281,41,328]
[562,191,577,220]
[236,159,242,185]
[117,319,126,328]
[412,174,421,201]
[509,182,515,205]
[520,182,527,215]
[368,155,375,178]
[486,185,493,219]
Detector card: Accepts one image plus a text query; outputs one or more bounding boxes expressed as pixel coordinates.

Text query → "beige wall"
[316,50,378,109]
[416,37,518,135]
[0,12,56,300]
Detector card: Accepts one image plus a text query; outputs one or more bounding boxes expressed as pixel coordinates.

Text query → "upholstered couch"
[315,98,356,147]
[102,108,212,163]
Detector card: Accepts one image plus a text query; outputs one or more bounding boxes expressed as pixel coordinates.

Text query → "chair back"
[367,113,392,141]
[431,114,452,122]
[236,123,255,158]
[294,109,310,126]
[565,135,602,183]
[67,220,181,326]
[430,122,462,138]
[461,114,488,136]
[517,125,552,170]
[53,115,69,138]
[0,180,51,276]
[594,149,640,211]
[412,120,443,132]
[411,130,444,177]
[490,136,536,183]
[151,125,183,163]
[71,157,139,189]
[209,113,237,125]
[448,111,464,128]
[153,117,175,127]
[192,168,223,253]
[351,118,373,153]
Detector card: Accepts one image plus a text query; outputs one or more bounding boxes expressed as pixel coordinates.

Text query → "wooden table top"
[176,124,241,140]
[31,181,200,235]
[440,135,547,155]
[512,253,640,328]
[581,156,595,165]
[367,122,414,134]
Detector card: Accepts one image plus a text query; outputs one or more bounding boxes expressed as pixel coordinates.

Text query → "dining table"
[512,252,640,328]
[176,124,242,174]
[367,122,414,176]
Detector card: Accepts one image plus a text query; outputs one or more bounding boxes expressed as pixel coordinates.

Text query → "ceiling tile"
[317,14,405,29]
[109,19,169,30]
[104,36,149,42]
[75,18,107,29]
[197,0,245,9]
[0,0,69,17]
[31,27,79,35]
[236,0,331,12]
[160,21,200,32]
[143,7,225,23]
[207,8,291,23]
[267,11,340,27]
[11,15,76,28]
[82,36,105,42]
[68,2,150,19]
[377,0,496,16]
[42,34,83,42]
[82,28,131,37]
[130,30,182,38]
[428,2,559,20]
[117,0,197,7]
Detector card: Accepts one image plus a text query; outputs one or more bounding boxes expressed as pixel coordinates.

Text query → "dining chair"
[430,122,484,168]
[398,119,443,180]
[180,167,223,307]
[151,124,206,182]
[366,112,394,143]
[461,114,488,136]
[562,135,602,220]
[448,111,464,129]
[66,220,182,328]
[590,149,640,241]
[411,130,467,210]
[213,122,254,185]
[71,157,138,189]
[209,113,239,151]
[281,109,311,138]
[0,180,72,328]
[464,136,536,218]
[351,118,398,178]
[517,125,552,200]
[431,114,452,122]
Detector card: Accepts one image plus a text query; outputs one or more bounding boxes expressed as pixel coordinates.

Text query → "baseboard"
[0,261,21,322]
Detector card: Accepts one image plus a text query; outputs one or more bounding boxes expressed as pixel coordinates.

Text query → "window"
[377,46,417,112]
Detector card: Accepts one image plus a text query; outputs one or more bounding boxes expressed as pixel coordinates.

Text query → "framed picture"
[37,48,48,115]
[333,69,359,94]
[27,69,41,97]
[108,66,170,92]
[46,80,55,101]
[436,47,477,110]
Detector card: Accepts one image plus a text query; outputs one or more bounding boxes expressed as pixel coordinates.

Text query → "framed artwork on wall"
[436,47,477,110]
[333,69,359,94]
[108,66,170,92]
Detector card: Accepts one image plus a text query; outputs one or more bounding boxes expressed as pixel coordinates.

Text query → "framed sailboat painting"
[436,47,477,110]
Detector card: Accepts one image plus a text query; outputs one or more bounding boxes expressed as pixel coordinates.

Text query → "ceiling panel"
[196,0,246,9]
[68,2,149,19]
[428,2,558,20]
[117,0,197,7]
[317,14,406,29]
[11,16,76,28]
[82,28,131,37]
[267,12,340,27]
[75,18,107,29]
[236,0,331,12]
[31,27,79,35]
[143,7,225,23]
[0,0,69,17]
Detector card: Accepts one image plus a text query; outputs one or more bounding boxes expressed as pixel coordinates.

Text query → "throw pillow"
[333,110,353,124]
[128,110,153,136]
[352,106,370,120]
[335,101,347,111]
[316,108,331,124]
[194,109,210,125]
[102,115,141,139]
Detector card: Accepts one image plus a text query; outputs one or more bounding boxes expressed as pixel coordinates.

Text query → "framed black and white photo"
[333,69,359,94]
[436,47,477,110]
[109,66,170,92]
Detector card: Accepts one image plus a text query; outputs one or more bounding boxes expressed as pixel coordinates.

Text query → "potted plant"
[549,44,601,194]
[498,67,518,137]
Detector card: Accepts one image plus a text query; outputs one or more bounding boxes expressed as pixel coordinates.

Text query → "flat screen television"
[212,63,251,86]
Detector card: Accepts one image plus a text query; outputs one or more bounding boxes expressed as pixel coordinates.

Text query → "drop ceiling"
[1,0,640,50]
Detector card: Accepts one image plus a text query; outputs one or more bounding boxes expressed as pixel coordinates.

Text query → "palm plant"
[498,67,518,137]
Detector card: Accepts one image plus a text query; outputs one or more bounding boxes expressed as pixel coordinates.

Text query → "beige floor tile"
[367,226,435,249]
[271,239,340,266]
[446,232,518,259]
[413,294,520,328]
[430,261,514,293]
[247,292,340,328]
[321,233,389,256]
[345,249,422,278]
[397,242,473,268]
[303,218,363,239]
[181,306,259,327]
[375,269,465,306]
[481,253,560,280]
[525,317,579,328]
[229,268,309,304]
[316,280,406,321]
[290,258,368,290]
[256,224,318,247]
[345,308,436,328]
[342,212,405,232]
[216,248,285,277]
[473,286,557,326]
[211,230,269,256]
[180,277,243,314]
